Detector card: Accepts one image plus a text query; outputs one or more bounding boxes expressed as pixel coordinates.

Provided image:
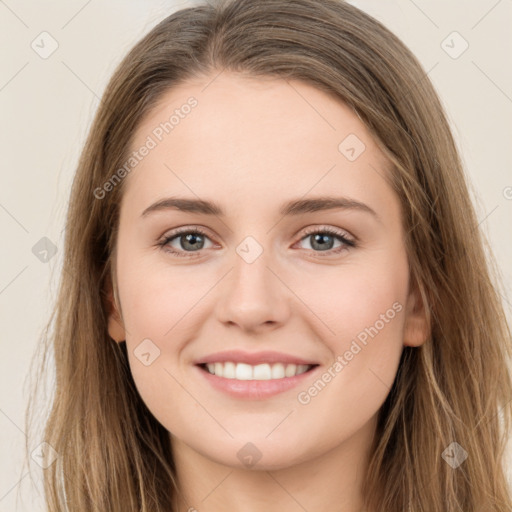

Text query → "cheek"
[297,248,409,351]
[118,249,211,340]
[293,253,409,435]
[119,265,196,431]
[117,256,219,420]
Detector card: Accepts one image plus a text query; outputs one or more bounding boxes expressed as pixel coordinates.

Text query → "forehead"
[120,72,395,220]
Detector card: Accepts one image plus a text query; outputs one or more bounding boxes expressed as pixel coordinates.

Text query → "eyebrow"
[141,195,380,221]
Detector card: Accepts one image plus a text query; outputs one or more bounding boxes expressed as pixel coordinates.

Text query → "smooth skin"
[107,71,429,512]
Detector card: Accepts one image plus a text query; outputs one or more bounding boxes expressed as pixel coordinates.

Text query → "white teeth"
[253,364,271,380]
[271,363,285,379]
[223,361,236,379]
[235,363,253,380]
[203,362,313,380]
[285,363,297,377]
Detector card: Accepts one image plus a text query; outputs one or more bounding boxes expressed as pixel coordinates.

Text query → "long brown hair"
[25,0,512,510]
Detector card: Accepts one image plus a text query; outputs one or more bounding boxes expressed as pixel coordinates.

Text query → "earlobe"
[104,279,126,343]
[403,280,430,348]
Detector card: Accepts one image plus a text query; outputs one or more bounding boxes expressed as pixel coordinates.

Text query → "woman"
[26,0,512,510]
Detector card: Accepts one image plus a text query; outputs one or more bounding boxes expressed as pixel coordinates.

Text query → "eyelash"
[158,225,356,259]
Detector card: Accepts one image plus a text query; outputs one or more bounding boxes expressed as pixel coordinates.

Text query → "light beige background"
[1,1,511,510]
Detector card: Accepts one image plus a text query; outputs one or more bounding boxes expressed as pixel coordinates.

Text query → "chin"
[191,434,315,471]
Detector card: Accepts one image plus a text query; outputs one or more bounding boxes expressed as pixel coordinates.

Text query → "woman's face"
[107,72,427,470]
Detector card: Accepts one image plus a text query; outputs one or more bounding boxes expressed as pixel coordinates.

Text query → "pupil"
[183,233,203,250]
[312,233,333,251]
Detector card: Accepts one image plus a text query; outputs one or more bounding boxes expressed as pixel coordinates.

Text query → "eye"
[295,226,356,256]
[158,227,214,258]
[157,225,356,258]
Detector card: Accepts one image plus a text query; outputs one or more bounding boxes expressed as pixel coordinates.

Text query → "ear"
[403,278,430,347]
[104,278,126,343]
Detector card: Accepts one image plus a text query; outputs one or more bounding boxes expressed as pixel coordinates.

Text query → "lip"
[194,349,319,366]
[194,360,321,400]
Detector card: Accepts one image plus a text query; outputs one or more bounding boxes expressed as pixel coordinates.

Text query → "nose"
[214,243,291,334]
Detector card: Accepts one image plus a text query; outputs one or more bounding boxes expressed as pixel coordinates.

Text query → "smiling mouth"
[198,362,318,380]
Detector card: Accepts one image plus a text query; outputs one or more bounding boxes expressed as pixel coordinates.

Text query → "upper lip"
[195,350,319,366]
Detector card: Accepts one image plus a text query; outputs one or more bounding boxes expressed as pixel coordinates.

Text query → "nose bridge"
[215,232,289,330]
[231,233,277,301]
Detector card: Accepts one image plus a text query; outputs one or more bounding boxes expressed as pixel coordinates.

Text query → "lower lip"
[195,364,319,399]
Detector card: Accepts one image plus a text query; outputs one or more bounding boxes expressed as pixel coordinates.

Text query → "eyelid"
[299,224,355,243]
[158,225,215,247]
